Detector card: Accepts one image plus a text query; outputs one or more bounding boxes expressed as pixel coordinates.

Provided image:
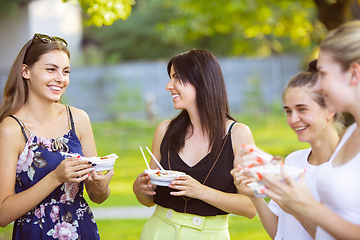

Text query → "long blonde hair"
[319,20,359,127]
[320,20,360,71]
[0,35,70,123]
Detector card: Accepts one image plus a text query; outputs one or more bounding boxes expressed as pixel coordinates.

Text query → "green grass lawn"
[0,113,308,239]
[0,215,271,240]
[87,113,308,208]
[95,214,271,239]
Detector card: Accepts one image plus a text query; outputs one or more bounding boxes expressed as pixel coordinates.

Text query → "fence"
[0,55,301,121]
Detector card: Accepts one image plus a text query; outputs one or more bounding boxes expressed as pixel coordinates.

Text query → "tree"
[0,0,134,27]
[83,0,321,62]
[64,0,134,26]
[157,0,360,57]
[83,0,220,62]
[314,0,360,30]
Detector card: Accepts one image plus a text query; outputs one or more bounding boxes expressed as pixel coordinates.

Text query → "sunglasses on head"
[27,33,68,50]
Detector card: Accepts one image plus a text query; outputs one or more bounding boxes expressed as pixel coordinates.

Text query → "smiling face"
[283,86,331,144]
[22,50,70,103]
[166,65,197,111]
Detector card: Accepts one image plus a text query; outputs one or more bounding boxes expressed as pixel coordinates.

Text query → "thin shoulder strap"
[227,121,236,134]
[9,115,28,142]
[66,105,75,131]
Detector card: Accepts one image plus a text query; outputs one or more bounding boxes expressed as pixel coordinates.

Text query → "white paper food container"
[82,154,118,171]
[144,169,186,186]
[247,164,305,182]
[247,182,267,197]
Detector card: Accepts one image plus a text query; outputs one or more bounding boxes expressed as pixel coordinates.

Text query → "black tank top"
[154,122,237,216]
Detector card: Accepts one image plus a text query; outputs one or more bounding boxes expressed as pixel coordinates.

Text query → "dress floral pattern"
[12,118,100,240]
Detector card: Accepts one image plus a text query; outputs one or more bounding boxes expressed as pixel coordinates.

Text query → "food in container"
[247,182,267,197]
[61,152,118,171]
[242,145,274,164]
[247,164,305,182]
[85,154,118,171]
[144,169,186,186]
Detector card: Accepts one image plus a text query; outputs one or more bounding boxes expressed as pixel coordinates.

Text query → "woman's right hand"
[230,165,255,197]
[53,157,94,184]
[133,172,156,196]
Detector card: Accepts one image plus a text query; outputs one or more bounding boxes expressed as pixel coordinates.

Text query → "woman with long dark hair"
[133,49,256,239]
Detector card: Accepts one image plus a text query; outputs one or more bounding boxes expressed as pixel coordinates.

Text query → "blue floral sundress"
[11,106,100,240]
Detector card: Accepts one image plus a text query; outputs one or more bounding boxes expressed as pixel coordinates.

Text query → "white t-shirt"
[269,148,325,240]
[315,123,360,239]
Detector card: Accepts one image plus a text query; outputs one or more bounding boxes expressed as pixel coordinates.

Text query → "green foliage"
[64,0,134,27]
[83,0,327,62]
[0,0,133,26]
[159,0,327,57]
[83,0,197,61]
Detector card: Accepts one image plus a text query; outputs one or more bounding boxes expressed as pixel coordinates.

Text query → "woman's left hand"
[168,175,205,199]
[86,169,114,198]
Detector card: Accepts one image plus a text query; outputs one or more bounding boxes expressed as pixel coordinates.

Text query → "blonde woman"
[231,61,344,240]
[238,21,360,239]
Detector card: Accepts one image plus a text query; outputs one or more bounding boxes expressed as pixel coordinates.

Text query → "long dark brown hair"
[163,49,235,159]
[0,35,70,123]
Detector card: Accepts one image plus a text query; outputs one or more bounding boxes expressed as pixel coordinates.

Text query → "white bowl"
[82,154,118,171]
[144,169,186,186]
[247,182,267,197]
[247,164,305,182]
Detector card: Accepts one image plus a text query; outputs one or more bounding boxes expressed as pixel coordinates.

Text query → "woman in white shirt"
[231,60,344,240]
[238,20,360,239]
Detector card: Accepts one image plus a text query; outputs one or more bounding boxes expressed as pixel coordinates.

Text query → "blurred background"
[0,0,359,239]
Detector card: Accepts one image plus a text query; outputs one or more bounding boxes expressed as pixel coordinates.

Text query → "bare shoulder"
[0,116,26,154]
[65,106,93,142]
[230,122,255,150]
[0,116,25,139]
[155,120,170,136]
[67,106,90,123]
[152,120,170,152]
[231,122,252,133]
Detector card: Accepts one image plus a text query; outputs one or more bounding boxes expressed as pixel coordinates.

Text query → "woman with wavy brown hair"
[0,34,113,239]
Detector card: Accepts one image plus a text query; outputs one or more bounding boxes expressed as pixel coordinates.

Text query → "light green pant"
[140,205,230,240]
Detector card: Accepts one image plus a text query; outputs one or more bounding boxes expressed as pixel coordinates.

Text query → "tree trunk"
[313,0,354,30]
[351,0,360,19]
